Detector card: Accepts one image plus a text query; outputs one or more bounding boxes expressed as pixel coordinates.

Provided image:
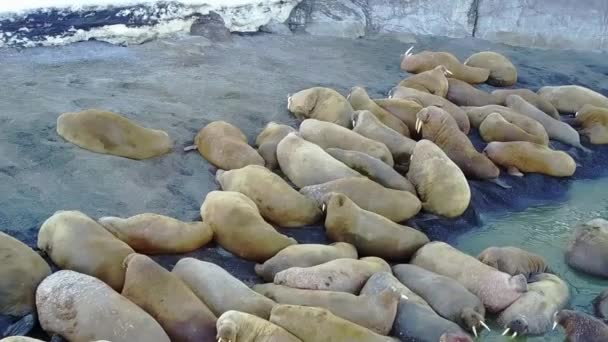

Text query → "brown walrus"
[415,106,499,179]
[446,78,502,107]
[538,85,608,113]
[553,309,608,342]
[483,141,576,177]
[324,193,429,261]
[216,310,302,342]
[287,87,353,127]
[477,246,550,280]
[56,109,172,160]
[187,120,264,170]
[398,65,452,97]
[121,254,217,342]
[400,47,490,84]
[463,51,517,87]
[565,218,608,278]
[347,86,410,136]
[479,112,547,145]
[575,104,608,144]
[373,98,424,137]
[389,86,470,134]
[491,89,559,119]
[200,191,297,262]
[255,121,296,169]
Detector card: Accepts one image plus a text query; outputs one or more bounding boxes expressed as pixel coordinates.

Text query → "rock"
[190,11,232,42]
[260,19,293,35]
[288,0,367,39]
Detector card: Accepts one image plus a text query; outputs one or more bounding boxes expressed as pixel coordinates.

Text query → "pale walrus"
[216,165,322,227]
[299,118,394,166]
[255,121,296,169]
[415,106,500,179]
[172,258,276,319]
[462,105,549,145]
[565,218,608,278]
[287,87,353,127]
[56,109,172,160]
[273,257,391,294]
[200,191,297,262]
[253,283,399,335]
[373,98,424,136]
[498,273,569,338]
[477,246,550,279]
[389,86,470,134]
[361,272,431,309]
[593,289,608,320]
[36,270,170,342]
[411,242,527,313]
[575,104,608,144]
[483,141,576,177]
[121,254,217,342]
[326,148,416,192]
[479,112,547,145]
[398,65,452,97]
[506,94,587,150]
[446,78,502,107]
[186,121,264,170]
[98,213,213,254]
[352,110,416,165]
[400,47,490,84]
[324,193,429,260]
[269,305,398,342]
[276,132,361,188]
[463,51,517,87]
[553,309,608,342]
[407,140,470,218]
[491,89,559,119]
[347,87,410,135]
[37,210,135,291]
[299,177,421,222]
[537,85,608,113]
[254,242,358,282]
[216,310,302,342]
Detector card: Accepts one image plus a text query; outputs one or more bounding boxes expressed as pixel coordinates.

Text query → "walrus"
[216,310,302,342]
[463,51,517,87]
[498,273,569,338]
[479,112,547,145]
[360,272,472,342]
[299,177,421,222]
[398,65,452,97]
[273,257,391,294]
[326,148,415,192]
[287,87,353,127]
[255,121,296,169]
[446,78,502,106]
[0,338,47,342]
[575,104,608,144]
[553,309,608,341]
[253,283,399,335]
[324,193,429,260]
[98,213,213,254]
[216,165,322,227]
[56,109,172,160]
[565,218,608,278]
[491,89,559,119]
[400,47,490,84]
[299,118,394,166]
[483,141,576,177]
[411,241,527,313]
[373,98,424,136]
[389,86,470,133]
[415,106,500,179]
[352,110,416,165]
[269,304,398,342]
[506,94,587,150]
[407,140,470,218]
[173,258,275,319]
[593,289,608,320]
[254,242,358,282]
[36,270,170,342]
[346,86,410,135]
[186,121,264,170]
[276,132,361,188]
[538,85,608,113]
[121,254,217,342]
[462,105,549,145]
[200,191,297,262]
[0,232,51,337]
[37,210,135,291]
[477,246,550,279]
[392,264,488,337]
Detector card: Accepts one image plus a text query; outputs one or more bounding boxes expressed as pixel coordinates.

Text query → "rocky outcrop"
[288,0,366,38]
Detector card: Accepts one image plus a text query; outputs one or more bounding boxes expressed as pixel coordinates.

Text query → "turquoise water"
[455,177,608,341]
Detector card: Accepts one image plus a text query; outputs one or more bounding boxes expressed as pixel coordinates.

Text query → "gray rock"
[190,11,232,42]
[260,19,293,35]
[288,0,367,39]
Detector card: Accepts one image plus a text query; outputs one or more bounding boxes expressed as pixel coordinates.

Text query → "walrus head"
[435,65,454,77]
[415,106,456,136]
[501,316,528,338]
[461,307,489,338]
[216,317,237,342]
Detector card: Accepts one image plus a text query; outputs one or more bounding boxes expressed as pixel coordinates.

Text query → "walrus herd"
[2,44,608,342]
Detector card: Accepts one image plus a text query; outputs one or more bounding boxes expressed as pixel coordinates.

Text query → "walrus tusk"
[502,328,510,336]
[472,326,477,338]
[445,68,454,76]
[480,321,491,332]
[552,321,558,330]
[352,119,356,127]
[511,332,518,339]
[287,94,292,110]
[184,144,197,152]
[321,203,326,213]
[575,111,579,117]
[405,45,414,58]
[415,118,423,133]
[401,294,409,300]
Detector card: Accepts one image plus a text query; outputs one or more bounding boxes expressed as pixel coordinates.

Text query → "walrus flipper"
[1,313,35,337]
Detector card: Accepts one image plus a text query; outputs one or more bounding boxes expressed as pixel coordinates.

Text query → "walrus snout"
[415,108,430,134]
[506,316,529,337]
